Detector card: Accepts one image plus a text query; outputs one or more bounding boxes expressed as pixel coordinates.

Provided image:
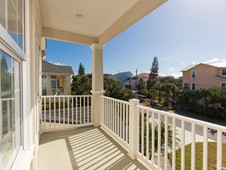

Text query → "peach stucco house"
[181,61,226,90]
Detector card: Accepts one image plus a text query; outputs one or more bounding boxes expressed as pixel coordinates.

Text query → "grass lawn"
[168,142,226,170]
[173,109,226,126]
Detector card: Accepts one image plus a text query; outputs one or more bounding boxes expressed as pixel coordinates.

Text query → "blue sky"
[46,0,226,77]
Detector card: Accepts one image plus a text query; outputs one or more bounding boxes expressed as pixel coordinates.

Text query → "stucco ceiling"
[39,0,138,37]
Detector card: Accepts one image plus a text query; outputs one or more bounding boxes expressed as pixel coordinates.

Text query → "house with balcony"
[0,0,226,170]
[182,61,226,90]
[42,60,74,95]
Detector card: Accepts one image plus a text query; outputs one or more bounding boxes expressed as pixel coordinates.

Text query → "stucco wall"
[183,64,226,90]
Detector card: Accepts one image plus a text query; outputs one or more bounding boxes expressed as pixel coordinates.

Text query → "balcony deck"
[38,126,147,170]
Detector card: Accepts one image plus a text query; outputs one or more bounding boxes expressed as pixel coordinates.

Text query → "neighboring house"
[112,71,133,83]
[137,72,150,81]
[181,61,226,90]
[42,60,74,95]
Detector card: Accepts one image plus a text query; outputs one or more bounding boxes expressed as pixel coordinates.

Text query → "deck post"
[128,99,139,159]
[91,44,104,127]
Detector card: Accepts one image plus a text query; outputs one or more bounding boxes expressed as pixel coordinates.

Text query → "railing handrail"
[137,105,226,132]
[100,95,129,105]
[41,95,92,98]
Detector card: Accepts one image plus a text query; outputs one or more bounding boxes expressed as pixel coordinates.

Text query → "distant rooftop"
[42,60,74,75]
[181,61,226,72]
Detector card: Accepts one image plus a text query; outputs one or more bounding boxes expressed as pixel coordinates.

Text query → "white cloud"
[192,61,196,64]
[169,67,175,72]
[48,61,66,66]
[203,57,225,63]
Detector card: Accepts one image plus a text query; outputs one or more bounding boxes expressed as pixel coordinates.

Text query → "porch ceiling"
[38,0,167,45]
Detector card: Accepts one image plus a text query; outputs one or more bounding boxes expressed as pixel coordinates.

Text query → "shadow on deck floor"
[38,126,147,170]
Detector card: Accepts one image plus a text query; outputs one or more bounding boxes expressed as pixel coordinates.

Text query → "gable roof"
[42,60,74,75]
[137,73,150,79]
[181,61,226,72]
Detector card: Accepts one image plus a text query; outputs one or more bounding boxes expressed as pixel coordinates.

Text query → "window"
[0,50,21,169]
[191,70,196,78]
[222,69,226,76]
[192,83,196,90]
[184,83,190,90]
[221,83,226,88]
[0,0,24,49]
[42,75,47,79]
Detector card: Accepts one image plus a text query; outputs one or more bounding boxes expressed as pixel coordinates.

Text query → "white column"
[91,44,104,127]
[128,99,139,159]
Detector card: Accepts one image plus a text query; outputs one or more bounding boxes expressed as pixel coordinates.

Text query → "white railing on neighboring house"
[100,96,130,151]
[41,95,92,132]
[100,96,226,170]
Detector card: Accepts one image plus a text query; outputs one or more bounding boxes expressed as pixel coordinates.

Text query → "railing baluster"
[113,101,116,133]
[87,96,89,123]
[146,110,149,160]
[80,97,81,124]
[54,97,56,125]
[123,103,125,140]
[164,115,168,170]
[158,113,161,167]
[203,126,208,170]
[191,123,196,170]
[68,97,70,125]
[83,96,85,123]
[120,102,122,138]
[141,108,144,155]
[113,100,115,132]
[49,97,51,127]
[44,97,46,126]
[58,97,60,125]
[217,130,222,170]
[76,96,78,125]
[114,101,116,133]
[151,111,155,162]
[172,117,176,170]
[117,102,120,135]
[181,120,185,170]
[72,97,74,125]
[63,97,65,124]
[126,104,129,143]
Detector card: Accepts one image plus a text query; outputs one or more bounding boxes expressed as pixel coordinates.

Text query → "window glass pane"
[0,50,21,169]
[222,69,226,75]
[0,0,5,27]
[51,80,57,89]
[8,0,18,45]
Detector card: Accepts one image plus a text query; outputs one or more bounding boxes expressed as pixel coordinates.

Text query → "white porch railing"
[41,95,92,132]
[100,96,226,170]
[100,96,130,151]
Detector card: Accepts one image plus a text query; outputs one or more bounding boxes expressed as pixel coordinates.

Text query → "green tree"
[150,56,159,74]
[78,62,85,75]
[71,75,91,95]
[160,83,177,107]
[137,78,146,92]
[104,77,134,101]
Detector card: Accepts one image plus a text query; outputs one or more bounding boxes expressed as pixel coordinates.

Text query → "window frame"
[0,48,23,170]
[191,83,196,90]
[191,70,196,79]
[222,69,226,76]
[221,83,226,88]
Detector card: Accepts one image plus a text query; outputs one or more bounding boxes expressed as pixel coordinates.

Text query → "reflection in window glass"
[0,50,21,169]
[0,0,24,50]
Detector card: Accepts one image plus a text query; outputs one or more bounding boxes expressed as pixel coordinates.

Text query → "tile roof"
[42,60,74,75]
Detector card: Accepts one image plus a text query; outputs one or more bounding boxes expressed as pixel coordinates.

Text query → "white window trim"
[221,68,226,76]
[191,70,196,78]
[0,24,26,61]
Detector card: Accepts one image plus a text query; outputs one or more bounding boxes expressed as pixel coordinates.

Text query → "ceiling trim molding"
[98,0,167,44]
[42,27,98,45]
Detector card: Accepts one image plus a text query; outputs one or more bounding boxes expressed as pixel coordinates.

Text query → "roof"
[42,60,74,75]
[181,61,226,72]
[113,71,133,82]
[137,73,150,79]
